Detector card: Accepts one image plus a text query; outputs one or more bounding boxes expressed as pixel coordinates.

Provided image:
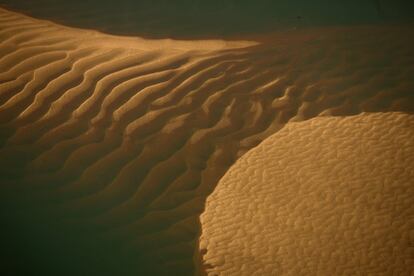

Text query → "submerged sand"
[0,7,413,276]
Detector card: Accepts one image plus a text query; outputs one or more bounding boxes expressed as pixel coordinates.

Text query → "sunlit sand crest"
[0,6,413,275]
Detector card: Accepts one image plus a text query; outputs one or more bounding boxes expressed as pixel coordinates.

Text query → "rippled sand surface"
[200,112,414,275]
[0,7,413,275]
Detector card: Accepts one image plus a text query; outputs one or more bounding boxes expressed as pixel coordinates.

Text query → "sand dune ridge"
[0,7,413,275]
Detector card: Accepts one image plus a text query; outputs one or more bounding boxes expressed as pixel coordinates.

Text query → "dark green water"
[1,0,413,38]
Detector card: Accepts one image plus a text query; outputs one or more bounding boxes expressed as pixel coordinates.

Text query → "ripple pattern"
[0,7,413,276]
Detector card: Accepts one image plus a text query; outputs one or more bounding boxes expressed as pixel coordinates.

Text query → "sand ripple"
[0,7,413,275]
[200,112,414,275]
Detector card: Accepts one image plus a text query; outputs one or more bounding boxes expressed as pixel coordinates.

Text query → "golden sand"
[200,112,414,275]
[0,7,413,275]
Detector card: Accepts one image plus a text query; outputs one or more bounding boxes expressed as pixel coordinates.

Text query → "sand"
[0,6,413,276]
[199,112,414,275]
